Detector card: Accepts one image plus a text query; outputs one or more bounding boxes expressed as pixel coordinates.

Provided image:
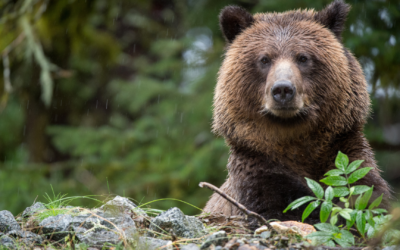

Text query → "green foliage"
[284,151,400,247]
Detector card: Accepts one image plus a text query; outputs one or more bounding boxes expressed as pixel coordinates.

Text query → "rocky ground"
[0,196,397,249]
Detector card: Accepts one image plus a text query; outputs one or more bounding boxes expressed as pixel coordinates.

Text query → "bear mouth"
[259,107,310,126]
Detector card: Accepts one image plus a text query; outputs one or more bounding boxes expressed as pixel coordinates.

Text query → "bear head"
[213,0,370,152]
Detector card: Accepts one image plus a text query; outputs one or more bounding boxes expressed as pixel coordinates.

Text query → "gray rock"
[100,196,146,216]
[200,231,228,250]
[383,246,400,250]
[21,202,47,218]
[137,237,172,250]
[181,243,200,250]
[39,214,72,241]
[71,211,137,247]
[0,211,21,233]
[0,235,16,249]
[7,230,43,246]
[260,231,271,239]
[38,209,137,247]
[149,207,207,239]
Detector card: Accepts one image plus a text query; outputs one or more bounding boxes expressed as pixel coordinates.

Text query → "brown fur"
[204,1,391,224]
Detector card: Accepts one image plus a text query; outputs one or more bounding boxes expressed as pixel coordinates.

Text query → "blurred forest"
[0,0,399,216]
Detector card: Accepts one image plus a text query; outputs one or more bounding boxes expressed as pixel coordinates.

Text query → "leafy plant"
[284,151,399,247]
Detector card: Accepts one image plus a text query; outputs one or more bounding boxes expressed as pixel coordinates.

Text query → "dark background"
[0,0,399,216]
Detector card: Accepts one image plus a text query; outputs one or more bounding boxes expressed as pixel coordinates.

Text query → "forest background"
[0,0,399,216]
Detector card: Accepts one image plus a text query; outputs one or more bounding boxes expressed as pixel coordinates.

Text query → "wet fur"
[204,1,391,223]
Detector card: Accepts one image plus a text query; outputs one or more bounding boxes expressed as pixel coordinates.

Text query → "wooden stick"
[199,182,270,226]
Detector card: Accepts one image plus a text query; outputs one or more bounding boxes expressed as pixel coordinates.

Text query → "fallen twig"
[199,182,270,226]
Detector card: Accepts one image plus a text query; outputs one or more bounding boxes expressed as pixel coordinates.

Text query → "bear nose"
[271,80,296,104]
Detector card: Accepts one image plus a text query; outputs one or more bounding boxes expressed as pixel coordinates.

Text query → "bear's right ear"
[219,6,254,43]
[314,0,350,41]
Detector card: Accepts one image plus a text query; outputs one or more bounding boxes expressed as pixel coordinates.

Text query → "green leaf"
[366,212,375,228]
[339,210,351,220]
[324,169,344,176]
[302,201,320,222]
[357,186,373,210]
[331,207,342,216]
[340,230,355,245]
[335,151,349,171]
[305,231,333,245]
[352,185,371,195]
[356,210,366,235]
[320,201,332,223]
[320,176,347,186]
[330,214,338,226]
[348,167,373,184]
[334,233,352,248]
[345,160,364,174]
[283,196,316,213]
[325,186,334,202]
[314,223,339,233]
[325,240,336,247]
[368,194,383,210]
[346,210,357,229]
[306,231,334,238]
[372,208,387,214]
[305,177,324,199]
[367,224,376,238]
[333,187,349,197]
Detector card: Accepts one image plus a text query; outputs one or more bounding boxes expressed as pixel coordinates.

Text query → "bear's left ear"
[219,6,254,43]
[314,0,350,41]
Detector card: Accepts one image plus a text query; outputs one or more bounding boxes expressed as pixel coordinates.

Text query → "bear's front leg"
[203,178,241,216]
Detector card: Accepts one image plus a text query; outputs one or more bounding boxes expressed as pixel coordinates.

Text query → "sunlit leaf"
[283,196,316,213]
[348,167,373,184]
[320,176,347,186]
[306,177,324,199]
[352,185,370,195]
[335,151,349,171]
[324,169,344,176]
[333,187,349,197]
[345,160,364,174]
[325,186,334,202]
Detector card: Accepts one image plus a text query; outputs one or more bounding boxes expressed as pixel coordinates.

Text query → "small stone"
[149,207,207,239]
[21,202,47,218]
[137,237,172,249]
[39,214,72,241]
[181,243,200,250]
[382,247,400,250]
[100,196,146,216]
[260,231,271,239]
[71,211,136,247]
[0,211,21,233]
[200,231,228,250]
[0,235,16,249]
[7,230,43,245]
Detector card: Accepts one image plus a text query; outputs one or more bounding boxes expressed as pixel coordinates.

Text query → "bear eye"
[298,55,308,63]
[260,57,270,64]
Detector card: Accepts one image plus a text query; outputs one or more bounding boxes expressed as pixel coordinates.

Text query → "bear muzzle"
[264,60,304,118]
[271,80,296,105]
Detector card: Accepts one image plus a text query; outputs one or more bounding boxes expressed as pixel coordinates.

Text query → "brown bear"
[204,0,391,223]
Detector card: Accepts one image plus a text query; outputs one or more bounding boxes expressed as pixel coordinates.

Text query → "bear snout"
[271,80,296,105]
